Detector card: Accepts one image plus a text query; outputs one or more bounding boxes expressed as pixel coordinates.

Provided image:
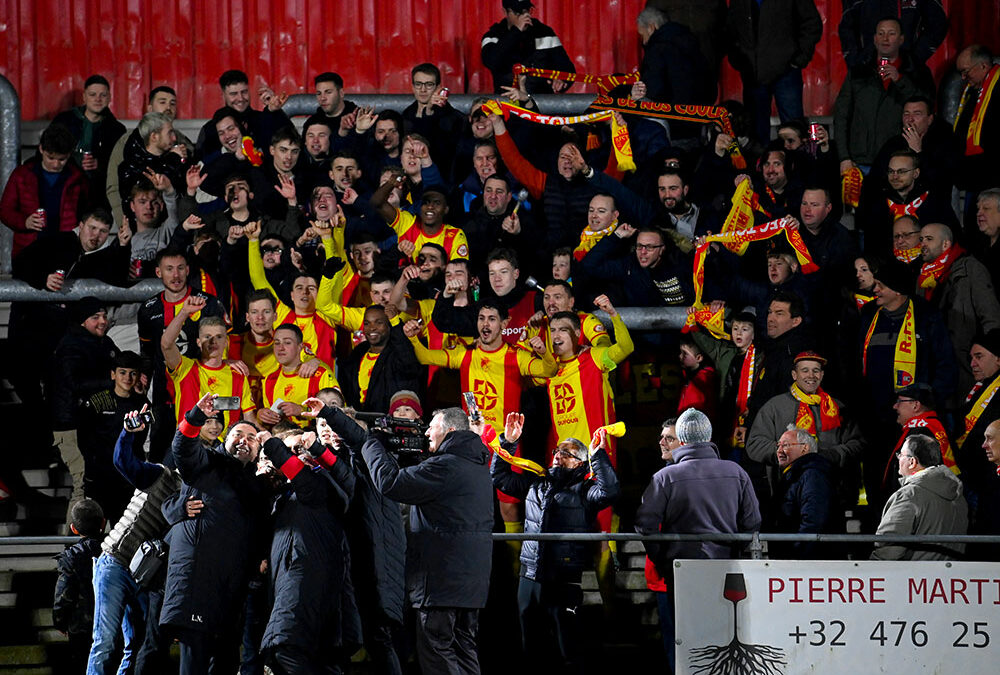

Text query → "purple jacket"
[635,441,761,576]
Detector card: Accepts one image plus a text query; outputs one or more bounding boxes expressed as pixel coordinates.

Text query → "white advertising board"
[674,559,999,674]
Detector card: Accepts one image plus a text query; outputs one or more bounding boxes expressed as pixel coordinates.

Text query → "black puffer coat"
[260,437,356,654]
[492,446,619,583]
[160,410,267,634]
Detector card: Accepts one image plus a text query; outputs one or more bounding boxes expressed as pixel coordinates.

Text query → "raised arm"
[160,294,206,372]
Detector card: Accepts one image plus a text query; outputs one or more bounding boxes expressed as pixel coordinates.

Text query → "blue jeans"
[743,68,804,144]
[87,553,148,675]
[656,589,676,673]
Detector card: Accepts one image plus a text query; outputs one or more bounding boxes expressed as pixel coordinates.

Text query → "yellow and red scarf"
[917,243,964,300]
[681,306,729,340]
[888,412,958,488]
[894,247,921,264]
[588,93,746,169]
[887,191,928,219]
[957,375,1000,449]
[691,215,818,306]
[954,64,1000,156]
[854,292,874,310]
[842,167,864,208]
[720,179,757,253]
[736,344,756,416]
[790,383,842,436]
[862,299,917,390]
[481,100,636,172]
[512,64,639,94]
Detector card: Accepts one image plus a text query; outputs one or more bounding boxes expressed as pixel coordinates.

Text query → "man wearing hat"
[49,297,122,522]
[747,351,864,512]
[856,258,956,508]
[635,408,760,671]
[481,0,575,95]
[885,383,958,494]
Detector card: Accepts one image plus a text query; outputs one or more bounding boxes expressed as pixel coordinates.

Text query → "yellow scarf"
[955,64,1000,156]
[790,383,842,435]
[681,306,729,340]
[957,375,1000,449]
[862,300,917,390]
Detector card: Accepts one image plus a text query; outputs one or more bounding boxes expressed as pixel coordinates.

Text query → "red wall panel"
[1,0,998,121]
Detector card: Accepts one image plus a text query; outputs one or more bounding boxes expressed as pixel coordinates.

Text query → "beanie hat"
[972,329,1000,359]
[874,259,914,296]
[73,296,107,324]
[676,408,712,443]
[388,390,423,418]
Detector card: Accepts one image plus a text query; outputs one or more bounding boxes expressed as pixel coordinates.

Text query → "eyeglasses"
[776,442,806,450]
[262,246,284,254]
[896,451,914,460]
[895,397,918,404]
[412,80,438,90]
[959,62,985,78]
[892,231,920,240]
[886,168,915,176]
[635,243,664,252]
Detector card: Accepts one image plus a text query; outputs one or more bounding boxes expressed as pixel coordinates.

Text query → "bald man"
[917,222,1000,402]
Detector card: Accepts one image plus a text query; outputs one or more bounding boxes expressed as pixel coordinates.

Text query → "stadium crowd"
[3,0,1000,673]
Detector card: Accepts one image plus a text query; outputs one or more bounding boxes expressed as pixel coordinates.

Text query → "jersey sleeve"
[592,314,634,370]
[238,371,255,414]
[409,337,464,368]
[315,301,364,331]
[583,313,611,347]
[248,238,279,299]
[168,354,195,381]
[320,367,341,392]
[451,228,470,260]
[390,209,417,238]
[517,346,558,378]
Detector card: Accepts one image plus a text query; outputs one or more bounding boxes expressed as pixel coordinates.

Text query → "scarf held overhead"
[512,64,639,94]
[481,100,636,172]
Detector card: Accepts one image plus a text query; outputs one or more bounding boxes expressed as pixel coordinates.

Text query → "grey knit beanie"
[676,408,712,443]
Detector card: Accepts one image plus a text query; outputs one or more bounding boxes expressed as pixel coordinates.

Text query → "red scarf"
[917,243,965,300]
[887,191,927,219]
[735,344,756,416]
[894,247,921,264]
[885,411,959,487]
[955,64,1000,156]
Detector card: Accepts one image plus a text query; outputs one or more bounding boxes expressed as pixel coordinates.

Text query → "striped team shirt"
[168,356,254,427]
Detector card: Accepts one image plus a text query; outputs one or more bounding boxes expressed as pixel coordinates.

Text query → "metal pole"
[0,278,163,302]
[280,93,598,117]
[0,73,21,276]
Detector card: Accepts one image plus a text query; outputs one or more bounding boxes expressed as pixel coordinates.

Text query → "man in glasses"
[954,45,1000,227]
[402,63,466,179]
[885,383,957,496]
[857,150,953,255]
[871,434,968,560]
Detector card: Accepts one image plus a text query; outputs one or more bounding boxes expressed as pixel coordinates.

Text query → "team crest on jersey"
[206,376,218,389]
[593,323,605,333]
[474,379,498,410]
[284,384,295,398]
[553,383,576,414]
[457,244,468,258]
[480,357,491,371]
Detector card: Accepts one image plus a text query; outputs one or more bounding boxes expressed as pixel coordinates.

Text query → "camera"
[361,413,430,464]
[125,410,154,432]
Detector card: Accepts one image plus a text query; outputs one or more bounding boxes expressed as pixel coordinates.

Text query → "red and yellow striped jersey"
[168,356,254,427]
[390,209,469,261]
[357,352,381,404]
[547,315,634,467]
[227,332,277,407]
[410,338,557,433]
[528,311,611,351]
[262,365,340,427]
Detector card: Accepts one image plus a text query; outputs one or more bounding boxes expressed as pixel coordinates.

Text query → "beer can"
[809,123,822,141]
[54,269,66,278]
[439,87,450,101]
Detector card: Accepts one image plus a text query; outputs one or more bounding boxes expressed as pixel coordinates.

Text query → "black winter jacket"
[774,453,844,559]
[339,325,424,413]
[492,446,619,583]
[363,429,494,609]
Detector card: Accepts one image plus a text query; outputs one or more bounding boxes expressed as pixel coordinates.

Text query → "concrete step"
[21,470,70,489]
[36,630,66,645]
[0,558,57,573]
[0,572,12,592]
[0,645,47,666]
[582,569,648,592]
[34,488,70,500]
[30,609,53,628]
[0,592,16,608]
[0,523,22,537]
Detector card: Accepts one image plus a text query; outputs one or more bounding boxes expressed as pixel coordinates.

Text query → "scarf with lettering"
[680,306,729,340]
[894,247,921,264]
[481,100,636,172]
[957,374,1000,449]
[480,424,546,477]
[917,243,965,300]
[887,191,928,219]
[691,216,818,306]
[512,64,639,94]
[842,167,864,208]
[887,412,959,488]
[954,64,1000,156]
[588,94,746,169]
[862,299,917,390]
[790,383,842,436]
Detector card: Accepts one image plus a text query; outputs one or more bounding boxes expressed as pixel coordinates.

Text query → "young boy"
[54,498,106,668]
[677,335,718,419]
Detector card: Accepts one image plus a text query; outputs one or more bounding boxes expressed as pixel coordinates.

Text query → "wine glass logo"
[689,572,786,674]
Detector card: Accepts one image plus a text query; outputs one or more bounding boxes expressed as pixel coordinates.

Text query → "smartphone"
[463,392,482,423]
[214,396,241,411]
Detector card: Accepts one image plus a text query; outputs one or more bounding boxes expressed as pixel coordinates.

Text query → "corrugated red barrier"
[1,0,997,120]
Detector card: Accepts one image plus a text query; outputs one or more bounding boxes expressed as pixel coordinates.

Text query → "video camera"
[357,412,430,463]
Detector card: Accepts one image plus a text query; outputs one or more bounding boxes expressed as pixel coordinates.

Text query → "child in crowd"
[53,498,105,669]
